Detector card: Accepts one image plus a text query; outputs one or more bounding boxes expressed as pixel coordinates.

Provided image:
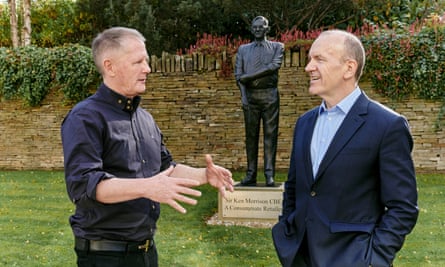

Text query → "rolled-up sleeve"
[266,42,284,71]
[61,108,113,203]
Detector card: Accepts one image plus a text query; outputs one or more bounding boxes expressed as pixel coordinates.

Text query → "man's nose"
[144,62,151,74]
[304,61,313,72]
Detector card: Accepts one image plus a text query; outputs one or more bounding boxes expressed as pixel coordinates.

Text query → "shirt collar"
[254,40,267,47]
[98,83,141,113]
[318,87,362,115]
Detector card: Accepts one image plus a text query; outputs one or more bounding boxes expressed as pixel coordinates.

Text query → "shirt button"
[310,191,316,197]
[142,160,146,163]
[118,99,122,104]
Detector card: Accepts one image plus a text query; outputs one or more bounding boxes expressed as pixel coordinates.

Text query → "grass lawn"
[0,171,443,267]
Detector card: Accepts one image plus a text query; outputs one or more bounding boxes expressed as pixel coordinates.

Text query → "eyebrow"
[308,53,325,61]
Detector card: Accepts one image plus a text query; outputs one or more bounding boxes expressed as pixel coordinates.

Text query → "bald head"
[315,30,366,81]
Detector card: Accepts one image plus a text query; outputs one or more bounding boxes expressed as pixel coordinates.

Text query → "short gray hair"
[91,27,146,74]
[252,16,269,27]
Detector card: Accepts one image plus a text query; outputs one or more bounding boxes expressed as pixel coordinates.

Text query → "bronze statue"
[234,16,284,186]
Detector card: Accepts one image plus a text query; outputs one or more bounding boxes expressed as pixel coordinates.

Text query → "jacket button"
[310,191,316,197]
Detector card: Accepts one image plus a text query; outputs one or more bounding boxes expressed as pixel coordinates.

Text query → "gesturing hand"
[145,166,202,214]
[204,154,234,199]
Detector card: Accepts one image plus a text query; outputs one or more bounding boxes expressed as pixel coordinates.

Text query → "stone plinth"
[216,182,284,225]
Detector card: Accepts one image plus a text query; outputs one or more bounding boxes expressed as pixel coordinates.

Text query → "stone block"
[217,182,284,224]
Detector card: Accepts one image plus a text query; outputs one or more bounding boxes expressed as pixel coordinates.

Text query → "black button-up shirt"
[61,84,173,241]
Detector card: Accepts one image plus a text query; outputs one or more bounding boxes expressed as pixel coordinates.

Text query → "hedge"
[1,21,444,127]
[0,44,99,106]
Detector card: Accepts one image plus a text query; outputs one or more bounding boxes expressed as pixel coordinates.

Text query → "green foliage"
[0,46,53,105]
[17,46,53,106]
[0,45,99,106]
[412,25,445,100]
[51,44,99,104]
[76,0,163,54]
[0,48,21,98]
[31,0,79,47]
[70,0,396,55]
[362,17,445,102]
[0,0,92,47]
[2,0,444,55]
[362,30,415,100]
[355,0,444,28]
[361,16,445,128]
[0,4,11,46]
[1,1,444,111]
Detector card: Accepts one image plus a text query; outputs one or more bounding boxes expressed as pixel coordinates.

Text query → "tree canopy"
[1,0,444,55]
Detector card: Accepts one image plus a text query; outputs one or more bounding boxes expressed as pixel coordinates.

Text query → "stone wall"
[0,66,444,172]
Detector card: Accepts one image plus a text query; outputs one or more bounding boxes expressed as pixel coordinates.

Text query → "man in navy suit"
[272,30,418,267]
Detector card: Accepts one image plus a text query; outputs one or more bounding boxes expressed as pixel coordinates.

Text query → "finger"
[219,186,227,199]
[205,154,214,168]
[168,200,187,214]
[224,171,234,184]
[220,170,234,192]
[172,177,200,188]
[176,186,202,198]
[175,193,199,206]
[168,193,199,214]
[225,182,234,193]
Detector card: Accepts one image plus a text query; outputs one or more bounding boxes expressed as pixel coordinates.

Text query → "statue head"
[251,16,269,41]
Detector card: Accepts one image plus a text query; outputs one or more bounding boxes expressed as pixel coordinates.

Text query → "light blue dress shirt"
[311,87,362,178]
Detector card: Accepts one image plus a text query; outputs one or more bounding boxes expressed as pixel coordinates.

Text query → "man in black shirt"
[61,27,234,267]
[234,16,284,187]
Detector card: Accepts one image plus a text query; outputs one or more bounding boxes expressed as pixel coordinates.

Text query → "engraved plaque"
[218,182,284,221]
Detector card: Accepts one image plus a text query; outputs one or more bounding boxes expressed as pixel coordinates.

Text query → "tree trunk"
[8,0,19,48]
[22,0,31,46]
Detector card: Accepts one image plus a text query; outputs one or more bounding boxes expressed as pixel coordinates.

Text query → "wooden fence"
[148,48,307,73]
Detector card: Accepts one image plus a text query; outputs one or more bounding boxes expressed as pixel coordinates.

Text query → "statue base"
[208,182,284,228]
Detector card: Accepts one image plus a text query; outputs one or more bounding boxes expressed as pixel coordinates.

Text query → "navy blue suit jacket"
[273,92,418,267]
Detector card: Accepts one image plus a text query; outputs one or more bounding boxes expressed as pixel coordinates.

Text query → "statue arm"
[239,42,284,83]
[234,48,249,107]
[237,81,248,107]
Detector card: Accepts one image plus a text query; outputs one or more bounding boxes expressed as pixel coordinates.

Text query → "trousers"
[243,87,279,179]
[75,243,158,267]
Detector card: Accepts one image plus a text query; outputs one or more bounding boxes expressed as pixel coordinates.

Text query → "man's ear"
[103,59,115,77]
[344,59,358,80]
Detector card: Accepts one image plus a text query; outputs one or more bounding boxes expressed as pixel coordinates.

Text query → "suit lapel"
[314,93,369,181]
[303,109,318,184]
